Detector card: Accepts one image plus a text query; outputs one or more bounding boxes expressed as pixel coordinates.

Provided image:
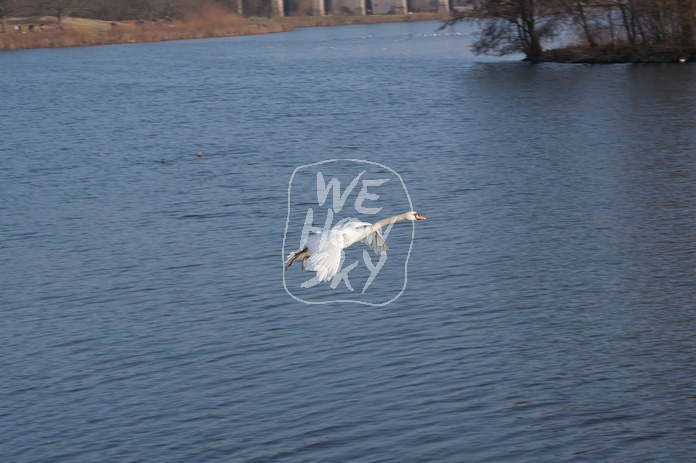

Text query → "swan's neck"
[371,213,410,232]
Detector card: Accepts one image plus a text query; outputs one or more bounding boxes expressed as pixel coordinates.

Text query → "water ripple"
[2,20,696,463]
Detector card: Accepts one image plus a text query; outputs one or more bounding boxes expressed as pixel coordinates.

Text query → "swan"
[285,211,426,282]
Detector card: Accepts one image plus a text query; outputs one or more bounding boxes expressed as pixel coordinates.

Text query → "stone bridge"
[232,0,450,17]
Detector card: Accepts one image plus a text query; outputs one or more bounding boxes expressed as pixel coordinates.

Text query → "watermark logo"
[283,159,423,306]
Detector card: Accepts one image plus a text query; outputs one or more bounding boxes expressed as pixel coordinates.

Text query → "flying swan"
[285,211,426,282]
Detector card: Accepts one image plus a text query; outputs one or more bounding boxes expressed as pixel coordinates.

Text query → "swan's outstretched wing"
[305,230,344,282]
[361,230,388,255]
[338,220,388,255]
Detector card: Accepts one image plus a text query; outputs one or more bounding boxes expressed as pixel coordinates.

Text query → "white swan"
[285,211,426,282]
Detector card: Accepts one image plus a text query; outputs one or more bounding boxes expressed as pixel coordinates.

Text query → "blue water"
[2,20,696,462]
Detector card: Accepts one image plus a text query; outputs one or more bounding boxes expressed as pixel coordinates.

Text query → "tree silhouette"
[443,0,561,61]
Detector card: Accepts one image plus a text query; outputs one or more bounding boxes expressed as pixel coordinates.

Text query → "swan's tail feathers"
[285,247,310,271]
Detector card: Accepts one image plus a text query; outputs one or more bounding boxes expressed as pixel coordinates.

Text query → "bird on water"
[285,211,426,282]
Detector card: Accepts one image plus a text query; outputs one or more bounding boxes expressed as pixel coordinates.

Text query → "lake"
[2,19,696,462]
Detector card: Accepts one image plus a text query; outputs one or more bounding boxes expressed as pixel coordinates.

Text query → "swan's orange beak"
[415,213,426,220]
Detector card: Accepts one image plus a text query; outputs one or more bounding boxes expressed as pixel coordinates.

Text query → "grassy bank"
[0,12,450,51]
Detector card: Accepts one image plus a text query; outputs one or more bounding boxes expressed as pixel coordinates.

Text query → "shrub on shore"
[538,44,696,64]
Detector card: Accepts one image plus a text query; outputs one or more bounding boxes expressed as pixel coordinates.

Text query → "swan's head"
[405,211,426,221]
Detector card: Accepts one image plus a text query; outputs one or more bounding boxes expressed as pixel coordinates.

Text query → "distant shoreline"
[0,13,451,51]
[536,44,696,64]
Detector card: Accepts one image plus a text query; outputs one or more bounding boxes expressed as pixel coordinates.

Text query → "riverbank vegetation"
[0,0,448,51]
[443,0,696,63]
[0,7,290,50]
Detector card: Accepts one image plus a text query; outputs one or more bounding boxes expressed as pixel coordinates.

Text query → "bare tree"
[675,0,695,46]
[559,0,606,47]
[0,0,21,33]
[443,0,561,61]
[41,0,84,24]
[607,0,695,49]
